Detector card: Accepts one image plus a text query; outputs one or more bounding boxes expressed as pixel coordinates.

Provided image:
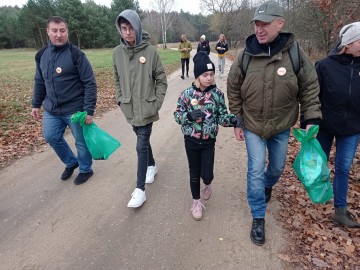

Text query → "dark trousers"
[181,58,190,76]
[184,138,215,199]
[132,123,156,191]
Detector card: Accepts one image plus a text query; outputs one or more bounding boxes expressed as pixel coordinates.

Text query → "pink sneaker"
[191,199,205,221]
[201,184,212,200]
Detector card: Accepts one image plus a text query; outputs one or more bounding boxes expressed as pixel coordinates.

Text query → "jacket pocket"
[119,97,134,118]
[142,95,158,119]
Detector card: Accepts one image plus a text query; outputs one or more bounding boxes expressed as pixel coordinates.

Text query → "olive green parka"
[113,10,167,126]
[227,33,321,139]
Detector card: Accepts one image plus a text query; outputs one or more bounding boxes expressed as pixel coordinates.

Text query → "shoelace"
[203,186,211,195]
[346,211,357,221]
[253,219,265,226]
[191,200,205,212]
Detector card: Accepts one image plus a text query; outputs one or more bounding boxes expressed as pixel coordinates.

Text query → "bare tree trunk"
[37,23,45,47]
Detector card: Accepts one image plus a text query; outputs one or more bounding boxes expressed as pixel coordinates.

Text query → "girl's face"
[345,39,360,57]
[198,71,214,89]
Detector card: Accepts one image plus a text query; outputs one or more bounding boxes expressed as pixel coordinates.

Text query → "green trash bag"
[292,125,333,204]
[71,111,121,160]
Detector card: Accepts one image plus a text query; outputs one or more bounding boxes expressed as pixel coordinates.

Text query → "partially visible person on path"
[315,22,360,228]
[215,34,229,78]
[174,52,243,221]
[197,34,210,55]
[227,1,322,245]
[31,16,97,185]
[178,34,192,79]
[113,10,168,208]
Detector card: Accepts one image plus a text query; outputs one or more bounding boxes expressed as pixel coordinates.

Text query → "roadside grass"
[0,48,180,168]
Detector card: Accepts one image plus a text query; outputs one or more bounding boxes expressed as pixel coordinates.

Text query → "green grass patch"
[0,48,180,128]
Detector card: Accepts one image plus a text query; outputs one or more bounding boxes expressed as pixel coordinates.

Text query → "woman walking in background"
[215,34,228,78]
[315,22,360,228]
[197,34,210,55]
[178,34,192,79]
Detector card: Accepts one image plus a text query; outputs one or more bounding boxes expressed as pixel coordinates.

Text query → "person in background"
[31,16,97,185]
[113,10,168,208]
[215,34,229,77]
[178,34,192,79]
[315,22,360,228]
[174,52,243,221]
[197,34,210,55]
[227,1,322,245]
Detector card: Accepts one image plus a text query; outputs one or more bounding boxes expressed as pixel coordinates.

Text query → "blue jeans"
[217,56,225,75]
[317,130,359,209]
[244,129,290,218]
[132,123,155,191]
[43,111,92,173]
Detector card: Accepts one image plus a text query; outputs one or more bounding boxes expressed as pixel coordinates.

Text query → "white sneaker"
[145,165,157,184]
[127,188,146,208]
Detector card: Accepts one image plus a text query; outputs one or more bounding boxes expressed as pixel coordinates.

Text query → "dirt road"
[0,53,288,269]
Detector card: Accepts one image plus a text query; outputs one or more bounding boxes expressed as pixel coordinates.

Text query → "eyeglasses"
[120,27,135,34]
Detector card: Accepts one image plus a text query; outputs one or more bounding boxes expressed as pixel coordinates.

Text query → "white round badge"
[56,67,62,74]
[139,56,146,64]
[277,67,286,76]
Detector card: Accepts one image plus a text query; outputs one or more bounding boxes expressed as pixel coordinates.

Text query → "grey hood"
[115,9,143,46]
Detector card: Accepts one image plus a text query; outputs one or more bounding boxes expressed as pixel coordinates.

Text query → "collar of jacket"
[49,41,70,53]
[192,83,217,93]
[328,52,360,65]
[245,32,293,57]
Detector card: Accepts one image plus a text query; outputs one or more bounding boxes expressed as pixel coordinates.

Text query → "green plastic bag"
[71,111,121,160]
[292,125,333,204]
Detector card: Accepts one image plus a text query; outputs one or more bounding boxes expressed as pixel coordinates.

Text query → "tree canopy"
[0,0,360,52]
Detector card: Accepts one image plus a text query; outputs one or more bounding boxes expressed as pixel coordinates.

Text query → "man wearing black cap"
[227,1,322,245]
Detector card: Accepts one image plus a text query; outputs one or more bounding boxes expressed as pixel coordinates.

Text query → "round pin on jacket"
[277,67,286,76]
[139,56,146,64]
[56,67,62,74]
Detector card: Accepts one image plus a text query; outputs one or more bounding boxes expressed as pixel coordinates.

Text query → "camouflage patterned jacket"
[174,84,235,140]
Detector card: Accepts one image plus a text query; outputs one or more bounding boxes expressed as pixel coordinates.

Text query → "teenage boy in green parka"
[113,9,168,208]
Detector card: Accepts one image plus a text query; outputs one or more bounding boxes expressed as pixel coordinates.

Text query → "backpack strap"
[35,43,81,67]
[288,40,300,76]
[69,43,81,67]
[35,46,47,64]
[241,41,300,77]
[241,51,251,77]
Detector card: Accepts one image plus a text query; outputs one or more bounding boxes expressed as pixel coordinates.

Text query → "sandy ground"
[0,53,288,269]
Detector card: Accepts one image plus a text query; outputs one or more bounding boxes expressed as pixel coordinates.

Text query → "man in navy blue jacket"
[31,16,97,185]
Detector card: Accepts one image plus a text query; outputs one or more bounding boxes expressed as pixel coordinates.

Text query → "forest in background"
[1,0,360,53]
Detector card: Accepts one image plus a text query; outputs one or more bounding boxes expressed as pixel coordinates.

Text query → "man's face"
[254,18,284,44]
[120,22,136,46]
[47,21,68,46]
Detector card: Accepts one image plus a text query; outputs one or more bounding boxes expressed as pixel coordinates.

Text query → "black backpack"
[35,43,81,66]
[241,41,300,77]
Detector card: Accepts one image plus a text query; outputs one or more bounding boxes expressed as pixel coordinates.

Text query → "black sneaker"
[250,218,265,245]
[61,163,79,180]
[181,75,184,79]
[74,171,94,185]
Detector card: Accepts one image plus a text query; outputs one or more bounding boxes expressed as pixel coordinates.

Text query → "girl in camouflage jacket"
[174,52,243,221]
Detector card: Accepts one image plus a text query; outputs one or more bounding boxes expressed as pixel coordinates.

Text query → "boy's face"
[119,22,136,46]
